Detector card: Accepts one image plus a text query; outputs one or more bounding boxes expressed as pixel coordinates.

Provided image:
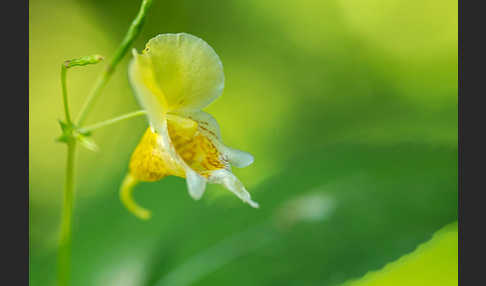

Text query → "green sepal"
[56,119,98,151]
[56,119,74,143]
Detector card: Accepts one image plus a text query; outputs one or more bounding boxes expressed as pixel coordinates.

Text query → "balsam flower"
[120,33,258,219]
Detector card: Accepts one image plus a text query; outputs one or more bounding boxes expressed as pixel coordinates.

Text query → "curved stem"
[80,110,146,133]
[58,142,77,286]
[75,0,153,126]
[120,173,151,220]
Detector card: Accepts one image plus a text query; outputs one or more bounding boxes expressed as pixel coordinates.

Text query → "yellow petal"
[130,33,224,116]
[129,127,185,181]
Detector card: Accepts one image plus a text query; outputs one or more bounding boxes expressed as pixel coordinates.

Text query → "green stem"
[75,0,153,126]
[56,2,153,285]
[58,142,77,286]
[61,65,72,124]
[80,110,146,133]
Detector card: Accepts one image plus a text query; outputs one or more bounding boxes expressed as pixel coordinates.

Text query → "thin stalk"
[80,110,146,133]
[76,0,153,125]
[61,55,104,125]
[60,65,72,124]
[58,142,77,286]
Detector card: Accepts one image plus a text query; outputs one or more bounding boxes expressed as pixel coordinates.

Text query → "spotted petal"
[178,110,255,168]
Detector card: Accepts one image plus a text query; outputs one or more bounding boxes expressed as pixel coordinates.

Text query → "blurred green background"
[29,0,457,285]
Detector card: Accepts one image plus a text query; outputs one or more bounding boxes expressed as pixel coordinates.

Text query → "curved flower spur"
[120,33,258,219]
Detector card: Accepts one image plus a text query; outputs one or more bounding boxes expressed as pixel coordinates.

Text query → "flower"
[120,33,258,219]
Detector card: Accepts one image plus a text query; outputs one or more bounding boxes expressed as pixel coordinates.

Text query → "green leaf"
[341,222,458,286]
[29,143,457,286]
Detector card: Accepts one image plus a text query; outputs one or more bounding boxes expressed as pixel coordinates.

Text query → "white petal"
[209,169,259,208]
[186,169,207,200]
[222,147,254,168]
